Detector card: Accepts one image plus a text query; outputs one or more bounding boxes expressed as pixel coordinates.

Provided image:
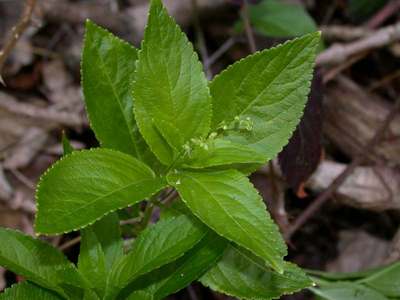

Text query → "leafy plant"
[0,0,320,299]
[309,262,400,300]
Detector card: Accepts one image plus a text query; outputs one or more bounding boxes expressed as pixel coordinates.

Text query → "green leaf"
[90,212,124,271]
[78,213,123,297]
[210,32,320,162]
[200,245,312,300]
[0,282,62,300]
[82,20,151,162]
[125,230,228,300]
[359,262,400,297]
[61,132,73,155]
[105,213,208,299]
[78,228,107,296]
[35,148,165,234]
[167,169,287,273]
[0,228,84,298]
[249,0,317,38]
[183,138,266,169]
[133,0,212,165]
[310,282,389,300]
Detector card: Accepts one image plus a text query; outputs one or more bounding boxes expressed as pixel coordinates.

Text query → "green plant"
[0,0,320,299]
[308,261,400,300]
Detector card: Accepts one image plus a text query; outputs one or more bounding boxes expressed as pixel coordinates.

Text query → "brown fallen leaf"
[308,160,400,211]
[327,230,390,273]
[4,127,48,170]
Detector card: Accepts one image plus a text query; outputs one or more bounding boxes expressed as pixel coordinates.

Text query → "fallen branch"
[284,101,400,241]
[0,0,37,83]
[0,92,85,127]
[321,25,372,41]
[317,22,400,66]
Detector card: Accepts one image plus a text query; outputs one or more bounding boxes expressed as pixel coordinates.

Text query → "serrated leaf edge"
[34,148,166,236]
[132,0,213,166]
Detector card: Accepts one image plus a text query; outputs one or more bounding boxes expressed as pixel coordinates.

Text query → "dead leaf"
[279,69,323,194]
[327,230,390,273]
[308,160,400,211]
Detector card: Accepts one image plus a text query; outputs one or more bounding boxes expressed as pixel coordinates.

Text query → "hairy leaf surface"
[210,32,320,162]
[167,169,287,272]
[200,245,312,299]
[0,282,62,300]
[133,0,212,165]
[82,20,151,162]
[78,213,123,297]
[35,149,165,234]
[0,228,84,298]
[125,231,228,300]
[105,214,207,298]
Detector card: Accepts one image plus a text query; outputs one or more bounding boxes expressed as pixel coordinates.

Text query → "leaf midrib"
[95,50,142,160]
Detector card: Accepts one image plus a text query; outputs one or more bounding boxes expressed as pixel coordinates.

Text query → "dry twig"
[0,0,37,84]
[0,92,85,127]
[365,0,400,29]
[317,22,400,66]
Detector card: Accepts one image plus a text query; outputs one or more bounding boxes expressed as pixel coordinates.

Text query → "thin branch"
[0,0,37,84]
[205,37,236,70]
[365,0,400,29]
[192,0,212,79]
[284,101,400,241]
[317,22,400,66]
[241,0,257,53]
[59,236,81,251]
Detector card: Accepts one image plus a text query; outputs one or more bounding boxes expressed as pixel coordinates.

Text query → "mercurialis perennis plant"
[0,0,320,299]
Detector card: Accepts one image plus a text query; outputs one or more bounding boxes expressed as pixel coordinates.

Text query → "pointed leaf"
[105,214,208,298]
[310,282,389,300]
[167,169,287,273]
[61,132,73,155]
[82,20,152,163]
[0,282,62,300]
[210,32,320,162]
[35,149,165,234]
[200,245,312,300]
[78,227,107,296]
[0,228,84,298]
[90,212,124,271]
[133,0,212,165]
[126,231,228,300]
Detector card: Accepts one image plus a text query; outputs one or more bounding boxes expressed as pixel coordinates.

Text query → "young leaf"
[359,262,400,297]
[105,214,208,299]
[183,138,266,169]
[124,230,228,300]
[167,169,287,273]
[249,0,317,37]
[133,0,212,165]
[35,148,165,234]
[0,282,62,300]
[82,20,151,162]
[310,282,389,300]
[210,32,320,162]
[61,132,73,155]
[90,212,124,271]
[0,228,84,298]
[200,245,312,300]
